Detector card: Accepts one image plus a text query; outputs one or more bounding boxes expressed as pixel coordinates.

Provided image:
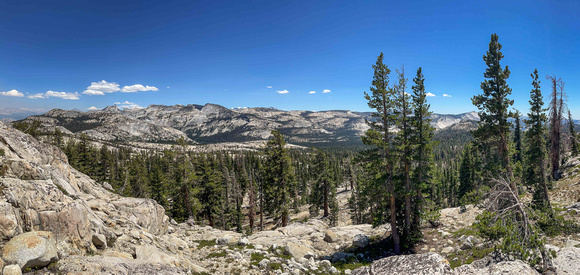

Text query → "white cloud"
[27,93,45,99]
[323,89,331,93]
[82,80,121,95]
[88,106,99,110]
[276,90,289,94]
[121,84,159,93]
[166,86,170,89]
[267,86,272,89]
[114,101,143,109]
[426,92,436,97]
[46,90,80,100]
[443,94,452,97]
[0,89,24,97]
[28,91,80,100]
[308,91,316,94]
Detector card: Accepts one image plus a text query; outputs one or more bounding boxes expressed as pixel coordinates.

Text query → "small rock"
[566,239,580,247]
[304,252,317,259]
[2,265,21,275]
[461,239,474,250]
[441,246,454,254]
[284,243,312,260]
[259,259,271,268]
[229,252,241,259]
[319,260,332,270]
[324,230,339,243]
[92,233,107,249]
[238,237,250,246]
[545,244,560,253]
[332,252,354,262]
[344,269,352,275]
[353,234,369,248]
[429,248,436,252]
[329,266,339,273]
[217,235,236,245]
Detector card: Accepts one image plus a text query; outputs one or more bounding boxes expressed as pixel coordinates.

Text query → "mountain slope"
[19,103,479,146]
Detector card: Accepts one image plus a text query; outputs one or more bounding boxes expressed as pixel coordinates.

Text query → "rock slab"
[352,252,452,275]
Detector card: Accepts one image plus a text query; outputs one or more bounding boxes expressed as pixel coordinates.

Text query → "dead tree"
[547,75,566,180]
[483,177,554,272]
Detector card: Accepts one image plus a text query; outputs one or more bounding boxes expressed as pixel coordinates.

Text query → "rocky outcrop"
[553,247,580,274]
[453,257,540,274]
[352,253,453,275]
[0,122,172,272]
[352,253,543,275]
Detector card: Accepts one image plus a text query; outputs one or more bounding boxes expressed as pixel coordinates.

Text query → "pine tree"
[361,52,400,253]
[394,65,415,240]
[263,129,294,227]
[472,33,514,182]
[410,67,434,240]
[458,143,475,204]
[513,110,523,163]
[198,155,223,227]
[309,149,336,219]
[149,159,167,207]
[568,110,578,157]
[525,69,551,210]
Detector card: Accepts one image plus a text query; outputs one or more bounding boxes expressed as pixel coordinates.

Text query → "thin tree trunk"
[323,180,329,217]
[260,183,264,231]
[389,176,400,254]
[248,172,255,233]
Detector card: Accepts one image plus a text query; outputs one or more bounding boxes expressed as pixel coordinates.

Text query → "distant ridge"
[18,103,480,147]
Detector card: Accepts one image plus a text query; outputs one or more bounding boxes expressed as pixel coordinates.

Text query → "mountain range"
[19,103,480,147]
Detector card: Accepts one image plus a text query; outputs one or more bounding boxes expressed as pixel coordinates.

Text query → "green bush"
[195,239,217,249]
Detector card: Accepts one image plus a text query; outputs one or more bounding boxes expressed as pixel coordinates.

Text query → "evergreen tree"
[458,143,475,204]
[263,129,294,227]
[410,67,434,240]
[394,65,414,239]
[149,159,167,207]
[309,149,336,219]
[198,155,223,226]
[525,69,551,210]
[513,110,523,163]
[361,52,400,253]
[472,33,514,179]
[568,110,578,157]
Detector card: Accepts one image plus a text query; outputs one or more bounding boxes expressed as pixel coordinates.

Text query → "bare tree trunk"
[323,180,329,217]
[259,180,264,231]
[248,173,255,233]
[548,75,565,180]
[389,176,400,254]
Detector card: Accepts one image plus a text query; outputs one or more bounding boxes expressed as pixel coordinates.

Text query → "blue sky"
[0,0,578,117]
